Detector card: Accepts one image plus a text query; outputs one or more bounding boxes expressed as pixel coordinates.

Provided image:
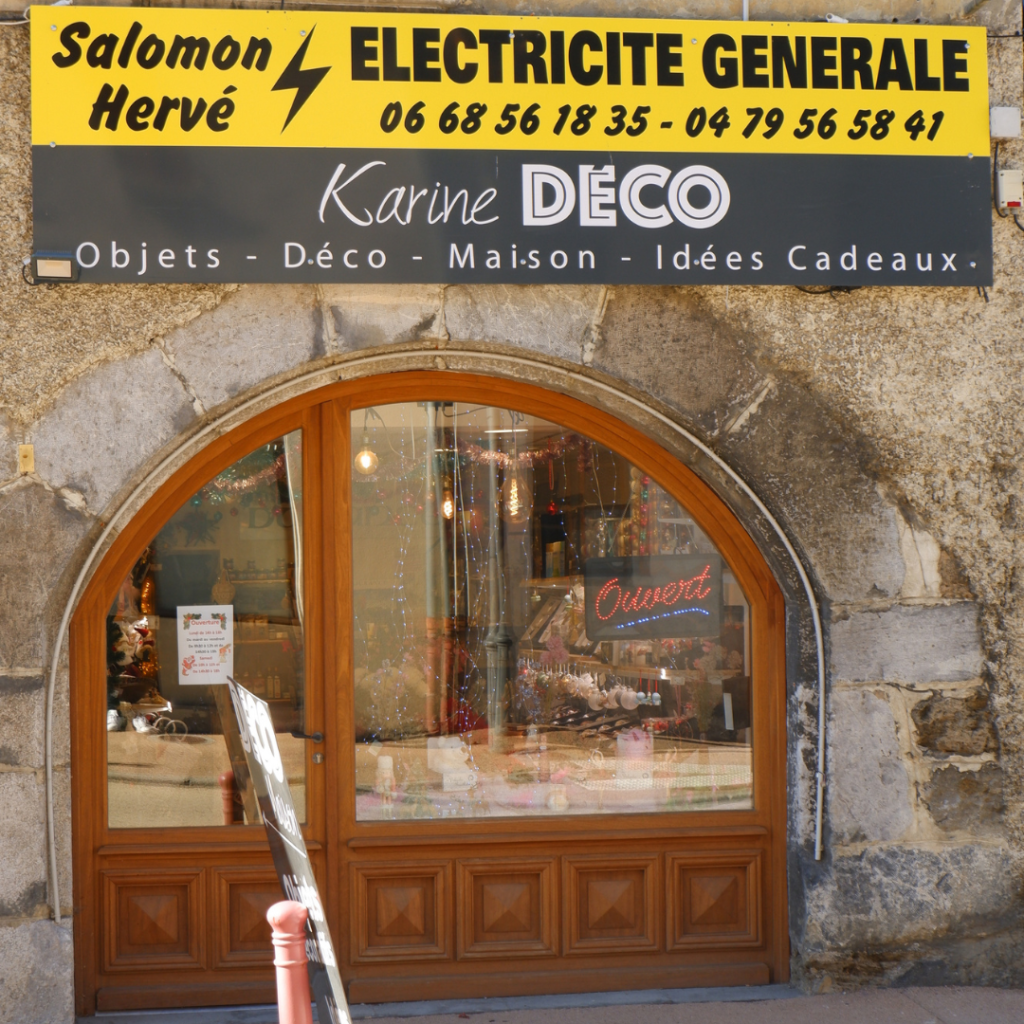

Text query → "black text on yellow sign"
[32,7,988,156]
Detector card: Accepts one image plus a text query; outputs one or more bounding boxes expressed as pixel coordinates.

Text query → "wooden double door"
[71,374,788,1014]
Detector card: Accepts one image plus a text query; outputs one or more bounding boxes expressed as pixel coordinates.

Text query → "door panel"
[331,379,786,999]
[350,861,451,961]
[457,858,556,959]
[340,832,776,1001]
[667,851,762,949]
[212,867,280,967]
[103,869,203,971]
[73,405,324,1015]
[563,855,659,953]
[91,845,325,1011]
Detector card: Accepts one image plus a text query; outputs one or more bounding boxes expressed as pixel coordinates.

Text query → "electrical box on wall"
[991,106,1022,139]
[996,169,1023,211]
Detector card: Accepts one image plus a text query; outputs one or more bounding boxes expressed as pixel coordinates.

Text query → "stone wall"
[1,1,1022,1021]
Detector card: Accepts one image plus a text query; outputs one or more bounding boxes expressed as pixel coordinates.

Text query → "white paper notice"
[177,605,234,686]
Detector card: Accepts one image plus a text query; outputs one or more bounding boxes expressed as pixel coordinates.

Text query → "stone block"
[444,284,603,361]
[897,518,942,599]
[911,687,998,755]
[0,482,91,670]
[808,844,1017,951]
[165,285,318,411]
[0,675,43,767]
[831,604,982,683]
[0,415,16,482]
[52,767,72,920]
[0,920,74,1024]
[322,284,443,350]
[593,286,762,421]
[725,402,906,605]
[924,763,1005,834]
[0,773,46,918]
[828,688,913,844]
[28,347,194,514]
[50,661,70,768]
[782,481,904,606]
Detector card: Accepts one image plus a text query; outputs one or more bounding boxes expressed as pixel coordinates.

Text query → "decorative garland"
[454,433,591,469]
[352,433,593,482]
[200,452,287,497]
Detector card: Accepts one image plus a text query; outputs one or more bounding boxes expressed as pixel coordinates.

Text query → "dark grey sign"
[33,146,991,285]
[226,678,350,1024]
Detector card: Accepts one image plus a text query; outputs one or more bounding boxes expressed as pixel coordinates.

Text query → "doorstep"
[81,983,801,1023]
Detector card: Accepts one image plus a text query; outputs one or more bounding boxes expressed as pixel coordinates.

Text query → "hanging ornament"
[139,574,157,616]
[577,438,593,474]
[638,474,651,556]
[176,509,219,546]
[211,566,236,605]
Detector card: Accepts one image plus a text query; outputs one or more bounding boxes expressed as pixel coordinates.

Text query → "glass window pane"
[351,405,751,821]
[106,431,306,828]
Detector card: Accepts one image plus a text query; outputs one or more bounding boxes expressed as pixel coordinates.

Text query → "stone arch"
[44,345,824,948]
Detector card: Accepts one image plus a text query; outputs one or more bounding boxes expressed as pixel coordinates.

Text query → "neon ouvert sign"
[584,554,722,640]
[594,564,714,631]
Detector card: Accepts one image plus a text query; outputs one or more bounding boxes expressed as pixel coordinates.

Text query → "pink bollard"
[267,900,313,1024]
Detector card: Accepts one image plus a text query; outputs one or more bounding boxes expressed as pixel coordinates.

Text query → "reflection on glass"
[352,405,752,821]
[106,432,306,828]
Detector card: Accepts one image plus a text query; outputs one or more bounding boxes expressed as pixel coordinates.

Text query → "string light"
[614,607,710,630]
[501,466,532,523]
[354,434,379,475]
[442,476,455,520]
[502,416,532,524]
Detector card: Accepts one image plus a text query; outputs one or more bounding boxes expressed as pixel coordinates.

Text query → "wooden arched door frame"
[71,372,788,1015]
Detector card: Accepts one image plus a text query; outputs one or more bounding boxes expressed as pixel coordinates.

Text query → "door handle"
[291,730,324,743]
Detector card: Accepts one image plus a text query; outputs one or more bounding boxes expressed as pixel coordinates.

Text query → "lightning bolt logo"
[272,26,331,132]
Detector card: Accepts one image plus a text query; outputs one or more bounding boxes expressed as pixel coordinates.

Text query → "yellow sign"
[32,7,988,156]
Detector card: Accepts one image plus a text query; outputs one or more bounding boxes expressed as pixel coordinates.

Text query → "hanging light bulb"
[502,464,532,523]
[442,476,455,520]
[354,434,379,475]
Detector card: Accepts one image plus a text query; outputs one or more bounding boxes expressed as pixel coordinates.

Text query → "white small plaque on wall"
[177,605,234,686]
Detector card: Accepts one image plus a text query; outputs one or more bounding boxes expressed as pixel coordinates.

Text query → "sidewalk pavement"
[365,986,1023,1024]
[85,985,1024,1024]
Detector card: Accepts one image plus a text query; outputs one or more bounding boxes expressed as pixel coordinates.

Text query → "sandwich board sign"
[225,676,350,1024]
